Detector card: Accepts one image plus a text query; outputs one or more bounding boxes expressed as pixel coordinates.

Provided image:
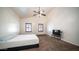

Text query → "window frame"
[25,23,32,32]
[38,24,44,32]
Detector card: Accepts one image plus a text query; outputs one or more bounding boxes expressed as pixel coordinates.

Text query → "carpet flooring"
[22,35,79,51]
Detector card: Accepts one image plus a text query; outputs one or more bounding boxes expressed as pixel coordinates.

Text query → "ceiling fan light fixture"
[33,7,46,17]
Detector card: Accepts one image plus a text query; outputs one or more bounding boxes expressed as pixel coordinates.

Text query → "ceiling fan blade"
[41,14,46,16]
[33,14,37,16]
[33,11,36,12]
[33,11,39,13]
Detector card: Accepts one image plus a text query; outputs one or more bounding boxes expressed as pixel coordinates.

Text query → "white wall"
[20,15,48,35]
[47,7,79,46]
[0,8,20,41]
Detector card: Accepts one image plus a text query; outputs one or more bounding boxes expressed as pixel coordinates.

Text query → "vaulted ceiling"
[11,7,53,18]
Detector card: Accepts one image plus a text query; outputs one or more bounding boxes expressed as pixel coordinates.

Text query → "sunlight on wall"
[8,24,17,33]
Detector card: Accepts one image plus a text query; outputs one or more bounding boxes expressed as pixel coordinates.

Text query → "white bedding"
[0,34,39,49]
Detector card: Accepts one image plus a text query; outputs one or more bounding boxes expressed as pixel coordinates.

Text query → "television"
[53,30,61,36]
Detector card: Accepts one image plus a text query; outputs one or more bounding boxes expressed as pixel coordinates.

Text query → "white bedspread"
[0,34,39,49]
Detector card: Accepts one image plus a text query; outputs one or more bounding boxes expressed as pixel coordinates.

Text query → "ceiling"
[11,7,53,18]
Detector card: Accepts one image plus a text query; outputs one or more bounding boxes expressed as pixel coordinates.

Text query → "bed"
[0,34,39,50]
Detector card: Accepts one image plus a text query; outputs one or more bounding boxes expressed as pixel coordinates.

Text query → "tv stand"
[52,30,62,40]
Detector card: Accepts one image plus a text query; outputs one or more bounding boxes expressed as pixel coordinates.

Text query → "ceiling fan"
[33,7,46,17]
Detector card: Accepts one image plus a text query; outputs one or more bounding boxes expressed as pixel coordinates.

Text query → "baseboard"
[61,39,79,47]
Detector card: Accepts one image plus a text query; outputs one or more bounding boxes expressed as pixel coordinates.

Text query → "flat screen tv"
[53,30,61,36]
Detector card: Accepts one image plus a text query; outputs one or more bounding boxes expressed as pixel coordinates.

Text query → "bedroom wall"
[20,15,48,35]
[0,8,20,41]
[47,7,79,46]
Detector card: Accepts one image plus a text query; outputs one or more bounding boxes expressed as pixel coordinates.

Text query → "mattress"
[0,34,39,49]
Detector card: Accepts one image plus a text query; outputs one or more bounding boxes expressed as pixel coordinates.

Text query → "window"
[25,23,32,32]
[38,24,44,32]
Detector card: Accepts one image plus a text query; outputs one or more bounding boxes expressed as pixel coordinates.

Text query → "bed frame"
[0,44,39,51]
